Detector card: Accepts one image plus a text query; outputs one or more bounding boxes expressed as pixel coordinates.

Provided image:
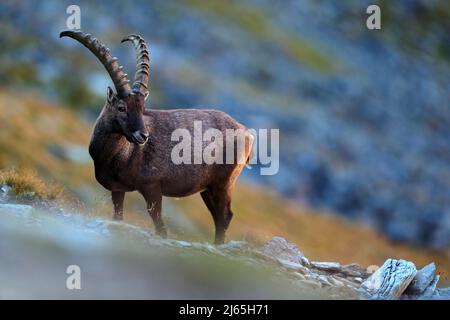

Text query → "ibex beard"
[60,31,254,244]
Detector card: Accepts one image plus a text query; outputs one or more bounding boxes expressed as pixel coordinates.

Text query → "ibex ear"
[106,86,117,104]
[144,91,149,101]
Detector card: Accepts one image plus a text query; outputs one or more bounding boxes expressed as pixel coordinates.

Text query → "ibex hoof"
[214,237,225,245]
[113,214,123,221]
[157,228,168,238]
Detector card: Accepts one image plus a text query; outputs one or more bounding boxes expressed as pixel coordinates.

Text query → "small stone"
[260,236,307,266]
[366,265,380,274]
[299,279,322,290]
[417,275,439,300]
[293,272,306,280]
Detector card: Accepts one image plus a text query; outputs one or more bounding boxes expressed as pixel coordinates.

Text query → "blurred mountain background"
[0,0,449,271]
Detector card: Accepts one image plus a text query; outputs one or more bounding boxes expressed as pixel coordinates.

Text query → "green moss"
[0,168,64,201]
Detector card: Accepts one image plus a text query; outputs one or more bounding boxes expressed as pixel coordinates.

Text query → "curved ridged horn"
[59,30,131,98]
[121,34,150,96]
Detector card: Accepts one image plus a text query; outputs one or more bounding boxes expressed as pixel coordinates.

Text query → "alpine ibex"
[60,31,253,244]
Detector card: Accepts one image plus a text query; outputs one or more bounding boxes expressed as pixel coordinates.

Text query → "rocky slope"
[1,185,448,299]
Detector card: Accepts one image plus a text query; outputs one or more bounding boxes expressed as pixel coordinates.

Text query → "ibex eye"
[118,106,126,112]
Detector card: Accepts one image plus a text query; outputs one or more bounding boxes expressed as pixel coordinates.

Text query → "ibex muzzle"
[60,31,254,244]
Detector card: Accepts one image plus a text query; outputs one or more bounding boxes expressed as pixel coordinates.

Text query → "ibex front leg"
[112,191,125,221]
[140,184,167,238]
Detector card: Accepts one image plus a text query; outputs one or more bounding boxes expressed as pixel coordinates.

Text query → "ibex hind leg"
[201,186,234,245]
[140,184,167,238]
[112,191,125,221]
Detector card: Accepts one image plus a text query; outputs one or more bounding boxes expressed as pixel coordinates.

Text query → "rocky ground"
[1,184,448,300]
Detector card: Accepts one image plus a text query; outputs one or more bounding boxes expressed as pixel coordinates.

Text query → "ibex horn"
[121,34,150,96]
[60,30,131,98]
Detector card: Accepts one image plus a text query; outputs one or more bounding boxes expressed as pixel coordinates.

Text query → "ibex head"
[60,31,150,145]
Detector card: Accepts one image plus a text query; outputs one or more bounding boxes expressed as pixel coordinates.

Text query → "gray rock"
[300,279,322,290]
[311,261,368,278]
[318,275,333,286]
[173,240,192,248]
[0,184,11,203]
[432,288,450,300]
[341,263,370,278]
[219,240,249,251]
[405,262,436,294]
[48,143,91,164]
[402,275,440,300]
[328,277,344,286]
[417,275,439,300]
[0,203,33,217]
[361,259,417,300]
[1,184,11,195]
[260,236,308,266]
[277,258,309,274]
[311,261,341,272]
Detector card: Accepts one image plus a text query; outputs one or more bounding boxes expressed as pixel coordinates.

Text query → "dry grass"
[0,168,64,201]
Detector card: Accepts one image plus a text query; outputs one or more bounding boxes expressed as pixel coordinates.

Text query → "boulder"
[260,236,309,266]
[361,259,417,300]
[0,203,33,217]
[404,262,436,295]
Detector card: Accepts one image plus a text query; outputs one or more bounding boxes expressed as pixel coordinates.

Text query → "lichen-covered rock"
[260,236,309,266]
[361,259,417,300]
